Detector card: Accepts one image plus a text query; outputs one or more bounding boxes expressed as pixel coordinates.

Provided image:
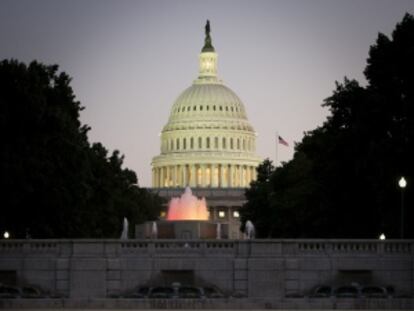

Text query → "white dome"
[151,25,260,189]
[171,84,247,119]
[164,84,254,133]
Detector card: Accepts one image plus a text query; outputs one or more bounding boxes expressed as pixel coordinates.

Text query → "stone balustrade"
[0,239,413,255]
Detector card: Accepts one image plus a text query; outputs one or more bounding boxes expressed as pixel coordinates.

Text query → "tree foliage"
[0,60,162,238]
[241,13,414,238]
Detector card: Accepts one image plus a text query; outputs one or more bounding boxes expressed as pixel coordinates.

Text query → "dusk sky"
[1,0,413,187]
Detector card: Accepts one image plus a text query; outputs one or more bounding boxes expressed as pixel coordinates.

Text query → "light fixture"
[398,177,407,188]
[398,176,407,239]
[3,231,10,239]
[379,233,386,240]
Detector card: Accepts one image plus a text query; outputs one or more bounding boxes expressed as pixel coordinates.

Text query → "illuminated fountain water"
[135,187,228,239]
[167,187,209,221]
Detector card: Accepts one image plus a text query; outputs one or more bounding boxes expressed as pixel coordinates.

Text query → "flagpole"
[275,131,278,168]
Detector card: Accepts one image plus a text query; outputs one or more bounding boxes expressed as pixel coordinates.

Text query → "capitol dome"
[152,21,261,188]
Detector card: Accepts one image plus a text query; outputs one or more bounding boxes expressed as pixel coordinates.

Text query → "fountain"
[135,187,228,239]
[120,217,129,240]
[167,187,209,221]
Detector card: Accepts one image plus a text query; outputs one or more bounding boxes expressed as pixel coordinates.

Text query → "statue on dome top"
[202,19,215,52]
[205,20,211,36]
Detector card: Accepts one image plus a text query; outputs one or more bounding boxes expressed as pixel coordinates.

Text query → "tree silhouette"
[0,60,162,238]
[241,13,414,238]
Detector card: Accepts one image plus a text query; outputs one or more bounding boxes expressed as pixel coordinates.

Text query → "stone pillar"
[246,166,251,186]
[241,165,245,187]
[236,165,240,187]
[160,167,164,188]
[218,164,223,188]
[183,165,186,187]
[237,166,241,187]
[224,165,228,187]
[176,165,179,187]
[195,165,200,187]
[201,164,206,187]
[208,164,213,187]
[233,165,237,187]
[174,165,178,187]
[229,165,233,187]
[181,164,188,187]
[170,166,174,187]
[167,166,171,187]
[190,164,196,187]
[212,164,218,187]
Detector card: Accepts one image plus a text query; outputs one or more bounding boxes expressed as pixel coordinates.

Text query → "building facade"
[1,239,413,309]
[151,21,261,189]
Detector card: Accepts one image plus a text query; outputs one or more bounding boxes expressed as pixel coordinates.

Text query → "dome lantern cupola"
[198,20,218,82]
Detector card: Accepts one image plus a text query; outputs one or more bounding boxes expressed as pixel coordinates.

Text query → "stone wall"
[0,239,413,300]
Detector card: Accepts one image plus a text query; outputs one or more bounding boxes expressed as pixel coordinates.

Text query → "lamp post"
[398,177,407,239]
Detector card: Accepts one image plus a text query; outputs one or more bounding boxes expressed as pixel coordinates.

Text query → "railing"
[0,239,412,257]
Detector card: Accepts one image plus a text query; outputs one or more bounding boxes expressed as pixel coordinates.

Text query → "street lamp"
[398,177,407,239]
[3,231,10,239]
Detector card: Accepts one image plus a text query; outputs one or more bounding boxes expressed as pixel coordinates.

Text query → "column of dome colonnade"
[151,20,261,188]
[152,164,258,188]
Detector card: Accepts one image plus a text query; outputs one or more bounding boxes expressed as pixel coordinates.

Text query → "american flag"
[278,135,289,147]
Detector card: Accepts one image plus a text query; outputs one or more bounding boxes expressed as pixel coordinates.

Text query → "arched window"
[170,139,174,151]
[206,137,210,149]
[193,106,196,111]
[190,137,194,149]
[187,106,190,111]
[230,138,234,149]
[213,105,216,111]
[176,138,180,150]
[207,106,209,111]
[200,105,203,111]
[183,138,187,150]
[222,137,226,149]
[237,138,240,149]
[243,139,246,150]
[198,137,202,149]
[214,137,218,149]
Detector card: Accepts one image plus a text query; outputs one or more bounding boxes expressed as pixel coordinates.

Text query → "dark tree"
[240,13,414,238]
[239,159,275,237]
[0,60,161,238]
